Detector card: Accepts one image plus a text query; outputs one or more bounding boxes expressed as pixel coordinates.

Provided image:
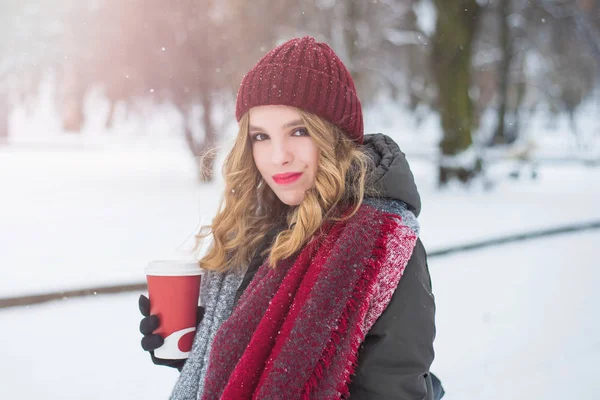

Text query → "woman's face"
[248,105,319,206]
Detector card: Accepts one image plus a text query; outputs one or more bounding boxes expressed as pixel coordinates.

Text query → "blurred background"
[1,0,599,399]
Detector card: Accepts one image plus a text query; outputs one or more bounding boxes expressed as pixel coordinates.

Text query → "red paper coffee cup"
[145,261,203,359]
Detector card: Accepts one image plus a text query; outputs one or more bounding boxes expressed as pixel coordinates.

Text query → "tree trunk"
[105,101,118,130]
[181,93,218,183]
[341,0,366,98]
[511,52,527,140]
[61,82,86,133]
[198,91,217,183]
[493,0,514,145]
[432,0,481,185]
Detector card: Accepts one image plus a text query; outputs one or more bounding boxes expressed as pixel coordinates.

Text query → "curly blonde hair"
[197,109,371,271]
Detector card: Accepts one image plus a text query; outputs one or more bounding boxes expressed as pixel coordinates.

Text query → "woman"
[140,36,443,400]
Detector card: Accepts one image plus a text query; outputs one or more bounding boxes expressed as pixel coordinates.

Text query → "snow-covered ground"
[1,115,599,398]
[432,231,599,400]
[0,231,597,399]
[1,137,598,297]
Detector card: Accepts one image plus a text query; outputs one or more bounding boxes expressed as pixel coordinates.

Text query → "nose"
[270,138,293,165]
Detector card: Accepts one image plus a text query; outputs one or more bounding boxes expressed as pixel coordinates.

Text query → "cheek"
[251,147,267,177]
[307,146,320,174]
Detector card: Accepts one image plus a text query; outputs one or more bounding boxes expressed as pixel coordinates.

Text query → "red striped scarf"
[201,200,418,399]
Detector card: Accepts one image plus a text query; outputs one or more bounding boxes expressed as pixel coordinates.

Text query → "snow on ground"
[0,140,220,297]
[431,231,599,400]
[1,139,599,297]
[0,232,597,399]
[0,292,179,399]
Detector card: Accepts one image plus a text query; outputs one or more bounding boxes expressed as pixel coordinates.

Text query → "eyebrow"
[249,119,304,132]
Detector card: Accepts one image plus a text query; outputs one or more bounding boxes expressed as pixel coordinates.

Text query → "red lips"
[272,172,303,184]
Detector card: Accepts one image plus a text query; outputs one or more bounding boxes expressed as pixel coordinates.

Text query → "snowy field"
[1,136,598,297]
[1,231,597,399]
[431,231,599,400]
[1,125,599,398]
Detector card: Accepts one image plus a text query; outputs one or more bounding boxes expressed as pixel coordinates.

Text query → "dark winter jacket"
[233,134,440,399]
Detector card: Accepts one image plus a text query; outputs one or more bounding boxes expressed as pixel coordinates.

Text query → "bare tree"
[527,0,597,142]
[432,0,482,185]
[492,0,516,144]
[0,0,69,139]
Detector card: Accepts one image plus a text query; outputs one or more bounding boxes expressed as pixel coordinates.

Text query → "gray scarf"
[170,269,244,400]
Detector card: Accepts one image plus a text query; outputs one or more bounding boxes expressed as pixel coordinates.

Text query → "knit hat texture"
[235,36,364,144]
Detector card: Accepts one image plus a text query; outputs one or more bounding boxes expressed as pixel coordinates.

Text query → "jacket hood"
[362,133,421,217]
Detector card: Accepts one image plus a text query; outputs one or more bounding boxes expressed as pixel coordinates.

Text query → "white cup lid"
[145,260,204,276]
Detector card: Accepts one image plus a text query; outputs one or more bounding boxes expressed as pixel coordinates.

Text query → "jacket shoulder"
[349,238,436,399]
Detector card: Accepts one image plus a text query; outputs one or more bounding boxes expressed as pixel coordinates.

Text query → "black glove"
[138,294,205,371]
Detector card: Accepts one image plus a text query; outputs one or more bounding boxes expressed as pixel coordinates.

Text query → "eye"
[251,133,269,142]
[292,128,309,137]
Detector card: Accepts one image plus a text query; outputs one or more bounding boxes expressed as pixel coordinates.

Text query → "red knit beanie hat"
[235,36,364,144]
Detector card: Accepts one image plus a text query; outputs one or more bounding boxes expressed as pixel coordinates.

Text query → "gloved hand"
[139,294,205,371]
